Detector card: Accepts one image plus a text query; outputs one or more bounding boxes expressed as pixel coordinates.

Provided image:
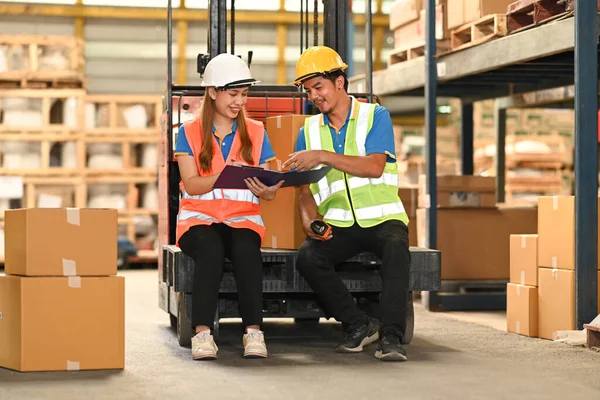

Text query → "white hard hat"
[201,53,260,88]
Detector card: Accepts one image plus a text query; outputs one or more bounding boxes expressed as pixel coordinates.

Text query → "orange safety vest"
[175,117,266,245]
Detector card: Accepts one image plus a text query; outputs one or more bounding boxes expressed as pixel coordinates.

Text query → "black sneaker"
[375,331,408,361]
[336,316,380,353]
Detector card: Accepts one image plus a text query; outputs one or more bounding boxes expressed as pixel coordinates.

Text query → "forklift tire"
[402,299,415,345]
[177,292,193,347]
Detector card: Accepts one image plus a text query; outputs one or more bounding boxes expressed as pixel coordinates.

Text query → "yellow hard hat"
[292,46,348,85]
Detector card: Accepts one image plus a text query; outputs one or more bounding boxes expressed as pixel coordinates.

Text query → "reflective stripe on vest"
[182,188,260,205]
[304,96,409,228]
[179,209,264,227]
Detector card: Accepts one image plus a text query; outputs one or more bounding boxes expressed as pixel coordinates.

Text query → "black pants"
[178,223,263,328]
[296,220,411,334]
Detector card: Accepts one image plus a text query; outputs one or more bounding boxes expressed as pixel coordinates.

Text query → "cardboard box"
[418,175,496,209]
[449,0,514,29]
[537,268,574,340]
[537,196,600,270]
[4,208,118,277]
[447,0,465,29]
[464,0,514,25]
[398,186,419,246]
[507,283,538,337]
[510,234,538,286]
[262,115,309,249]
[393,19,424,49]
[0,275,125,372]
[418,4,450,41]
[416,206,537,279]
[393,4,448,48]
[389,0,423,30]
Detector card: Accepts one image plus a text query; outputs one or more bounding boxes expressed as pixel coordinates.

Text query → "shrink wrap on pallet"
[2,110,43,127]
[141,144,157,169]
[38,46,70,72]
[61,142,78,168]
[88,183,127,210]
[62,97,80,128]
[141,183,158,210]
[122,105,148,129]
[88,154,123,169]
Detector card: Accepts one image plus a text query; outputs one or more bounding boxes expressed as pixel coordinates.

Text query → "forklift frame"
[158,0,442,347]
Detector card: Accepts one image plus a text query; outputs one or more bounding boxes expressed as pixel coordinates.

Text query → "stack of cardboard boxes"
[261,115,308,250]
[388,0,515,55]
[389,0,450,55]
[416,175,538,280]
[0,208,124,372]
[507,196,600,339]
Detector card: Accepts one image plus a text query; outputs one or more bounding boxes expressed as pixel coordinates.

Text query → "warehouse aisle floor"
[1,269,599,400]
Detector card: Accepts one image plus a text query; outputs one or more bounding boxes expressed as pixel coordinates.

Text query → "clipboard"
[213,165,332,189]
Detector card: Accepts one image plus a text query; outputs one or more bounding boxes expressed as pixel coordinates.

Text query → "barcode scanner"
[310,220,332,238]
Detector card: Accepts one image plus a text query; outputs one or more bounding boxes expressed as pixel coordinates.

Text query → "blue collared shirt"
[175,120,276,165]
[294,98,396,163]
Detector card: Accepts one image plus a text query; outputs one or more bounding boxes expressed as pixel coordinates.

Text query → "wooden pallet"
[0,133,84,176]
[506,0,573,34]
[84,94,163,136]
[387,40,451,66]
[0,88,86,133]
[451,14,507,52]
[0,34,85,88]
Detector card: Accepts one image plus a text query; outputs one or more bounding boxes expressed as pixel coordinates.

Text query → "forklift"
[158,0,442,347]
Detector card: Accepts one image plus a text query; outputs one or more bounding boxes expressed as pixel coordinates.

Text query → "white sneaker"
[243,328,268,358]
[191,330,218,360]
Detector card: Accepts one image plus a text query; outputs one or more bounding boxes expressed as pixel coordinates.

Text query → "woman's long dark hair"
[198,91,254,173]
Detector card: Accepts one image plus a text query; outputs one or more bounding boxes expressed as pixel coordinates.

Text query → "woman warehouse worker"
[174,53,283,361]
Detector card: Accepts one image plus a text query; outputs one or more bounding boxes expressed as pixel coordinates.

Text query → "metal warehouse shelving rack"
[349,0,599,329]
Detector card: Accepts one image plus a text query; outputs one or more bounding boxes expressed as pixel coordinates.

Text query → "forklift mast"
[158,0,376,279]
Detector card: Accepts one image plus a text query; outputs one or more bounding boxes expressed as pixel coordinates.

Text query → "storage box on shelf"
[0,34,85,89]
[394,124,460,185]
[388,0,451,66]
[447,0,515,30]
[472,102,574,205]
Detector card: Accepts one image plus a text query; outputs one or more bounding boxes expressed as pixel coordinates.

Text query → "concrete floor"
[1,269,599,400]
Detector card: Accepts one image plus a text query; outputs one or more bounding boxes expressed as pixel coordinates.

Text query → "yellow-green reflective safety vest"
[304,98,410,228]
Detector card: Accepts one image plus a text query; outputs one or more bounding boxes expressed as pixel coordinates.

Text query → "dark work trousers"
[178,223,263,329]
[296,219,411,334]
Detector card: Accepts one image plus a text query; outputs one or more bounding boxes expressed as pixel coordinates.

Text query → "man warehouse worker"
[283,46,411,362]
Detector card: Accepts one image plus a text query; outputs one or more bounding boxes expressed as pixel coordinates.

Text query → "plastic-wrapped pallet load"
[60,142,78,168]
[38,45,70,72]
[62,97,81,129]
[1,143,42,170]
[1,98,43,127]
[87,183,128,210]
[141,144,157,169]
[87,143,123,169]
[122,104,148,129]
